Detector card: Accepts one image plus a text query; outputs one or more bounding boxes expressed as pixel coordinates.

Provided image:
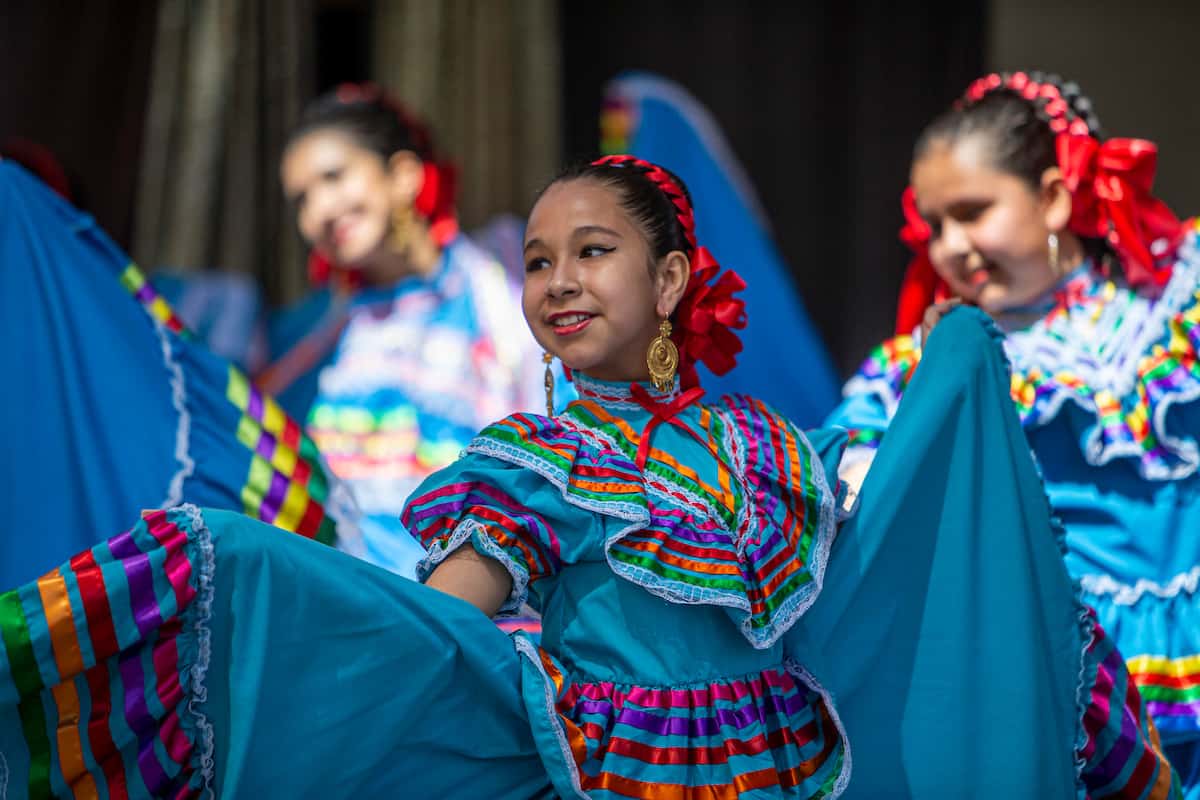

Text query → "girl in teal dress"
[0,156,1177,798]
[828,71,1200,796]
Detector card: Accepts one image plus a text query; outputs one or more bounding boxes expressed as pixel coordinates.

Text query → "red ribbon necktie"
[629,384,706,470]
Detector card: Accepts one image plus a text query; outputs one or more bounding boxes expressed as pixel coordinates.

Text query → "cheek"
[520,279,539,322]
[296,207,321,244]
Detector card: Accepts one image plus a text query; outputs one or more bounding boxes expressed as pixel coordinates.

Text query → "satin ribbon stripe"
[537,647,845,798]
[406,382,832,649]
[0,509,209,799]
[225,367,335,543]
[572,400,737,525]
[118,264,187,336]
[403,480,563,581]
[1079,628,1177,800]
[1128,654,1200,720]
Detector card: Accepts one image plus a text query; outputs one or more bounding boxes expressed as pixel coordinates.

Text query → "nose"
[545,258,581,300]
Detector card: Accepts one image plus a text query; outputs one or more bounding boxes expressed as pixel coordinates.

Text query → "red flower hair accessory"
[591,155,747,389]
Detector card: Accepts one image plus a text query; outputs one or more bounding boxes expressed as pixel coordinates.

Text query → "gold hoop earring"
[390,204,415,253]
[543,352,555,416]
[646,319,679,392]
[1048,232,1060,275]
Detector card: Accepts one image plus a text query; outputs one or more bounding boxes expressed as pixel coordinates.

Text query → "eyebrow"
[523,224,622,253]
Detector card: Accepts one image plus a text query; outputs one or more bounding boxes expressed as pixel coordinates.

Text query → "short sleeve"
[400,450,586,615]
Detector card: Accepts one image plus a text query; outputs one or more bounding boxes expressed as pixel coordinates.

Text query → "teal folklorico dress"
[0,309,1177,798]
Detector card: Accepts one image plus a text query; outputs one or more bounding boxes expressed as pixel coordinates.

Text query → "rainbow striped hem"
[0,506,213,799]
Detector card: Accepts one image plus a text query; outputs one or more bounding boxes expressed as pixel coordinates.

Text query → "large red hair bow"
[895,186,949,334]
[590,154,748,389]
[674,246,747,389]
[1057,134,1183,288]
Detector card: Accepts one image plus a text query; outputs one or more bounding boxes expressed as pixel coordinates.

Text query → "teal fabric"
[0,309,1115,798]
[196,510,554,798]
[792,307,1085,797]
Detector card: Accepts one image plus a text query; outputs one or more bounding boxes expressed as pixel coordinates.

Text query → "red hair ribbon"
[590,155,748,388]
[1057,135,1183,288]
[308,84,460,288]
[895,186,948,334]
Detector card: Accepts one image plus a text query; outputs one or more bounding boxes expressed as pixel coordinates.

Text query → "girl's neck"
[359,224,442,286]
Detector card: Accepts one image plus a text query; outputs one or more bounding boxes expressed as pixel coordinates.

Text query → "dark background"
[6,1,1195,376]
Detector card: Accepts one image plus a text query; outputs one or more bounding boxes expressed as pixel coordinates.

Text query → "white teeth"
[554,314,591,326]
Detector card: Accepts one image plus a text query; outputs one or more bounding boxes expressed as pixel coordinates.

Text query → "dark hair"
[286,86,434,163]
[914,71,1111,266]
[544,161,694,265]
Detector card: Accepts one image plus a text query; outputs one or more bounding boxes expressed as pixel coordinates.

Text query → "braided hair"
[547,159,696,270]
[914,71,1113,270]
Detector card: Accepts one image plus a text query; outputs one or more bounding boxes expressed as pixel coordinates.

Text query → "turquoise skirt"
[0,310,1173,798]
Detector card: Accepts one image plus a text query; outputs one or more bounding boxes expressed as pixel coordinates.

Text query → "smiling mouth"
[967,265,993,288]
[548,312,594,336]
[331,217,360,246]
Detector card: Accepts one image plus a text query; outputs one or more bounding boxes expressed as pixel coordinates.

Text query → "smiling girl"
[261,84,552,576]
[832,71,1198,794]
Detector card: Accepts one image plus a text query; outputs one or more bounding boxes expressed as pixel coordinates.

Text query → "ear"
[387,150,426,208]
[1039,166,1073,233]
[654,250,691,318]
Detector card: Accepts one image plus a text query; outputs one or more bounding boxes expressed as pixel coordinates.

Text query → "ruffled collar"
[571,372,683,408]
[846,220,1200,481]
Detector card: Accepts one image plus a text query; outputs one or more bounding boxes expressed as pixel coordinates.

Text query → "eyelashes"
[523,244,615,273]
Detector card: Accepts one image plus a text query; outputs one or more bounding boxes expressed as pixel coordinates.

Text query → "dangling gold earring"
[646,319,679,392]
[543,352,555,416]
[1048,232,1060,275]
[390,204,415,253]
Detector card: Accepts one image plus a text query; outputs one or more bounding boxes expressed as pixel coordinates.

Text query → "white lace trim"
[178,504,216,798]
[571,373,681,406]
[784,659,853,799]
[513,636,590,799]
[1004,244,1200,480]
[1079,564,1200,606]
[472,409,841,651]
[1073,607,1099,784]
[153,322,195,507]
[416,518,530,615]
[714,405,756,557]
[467,437,649,525]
